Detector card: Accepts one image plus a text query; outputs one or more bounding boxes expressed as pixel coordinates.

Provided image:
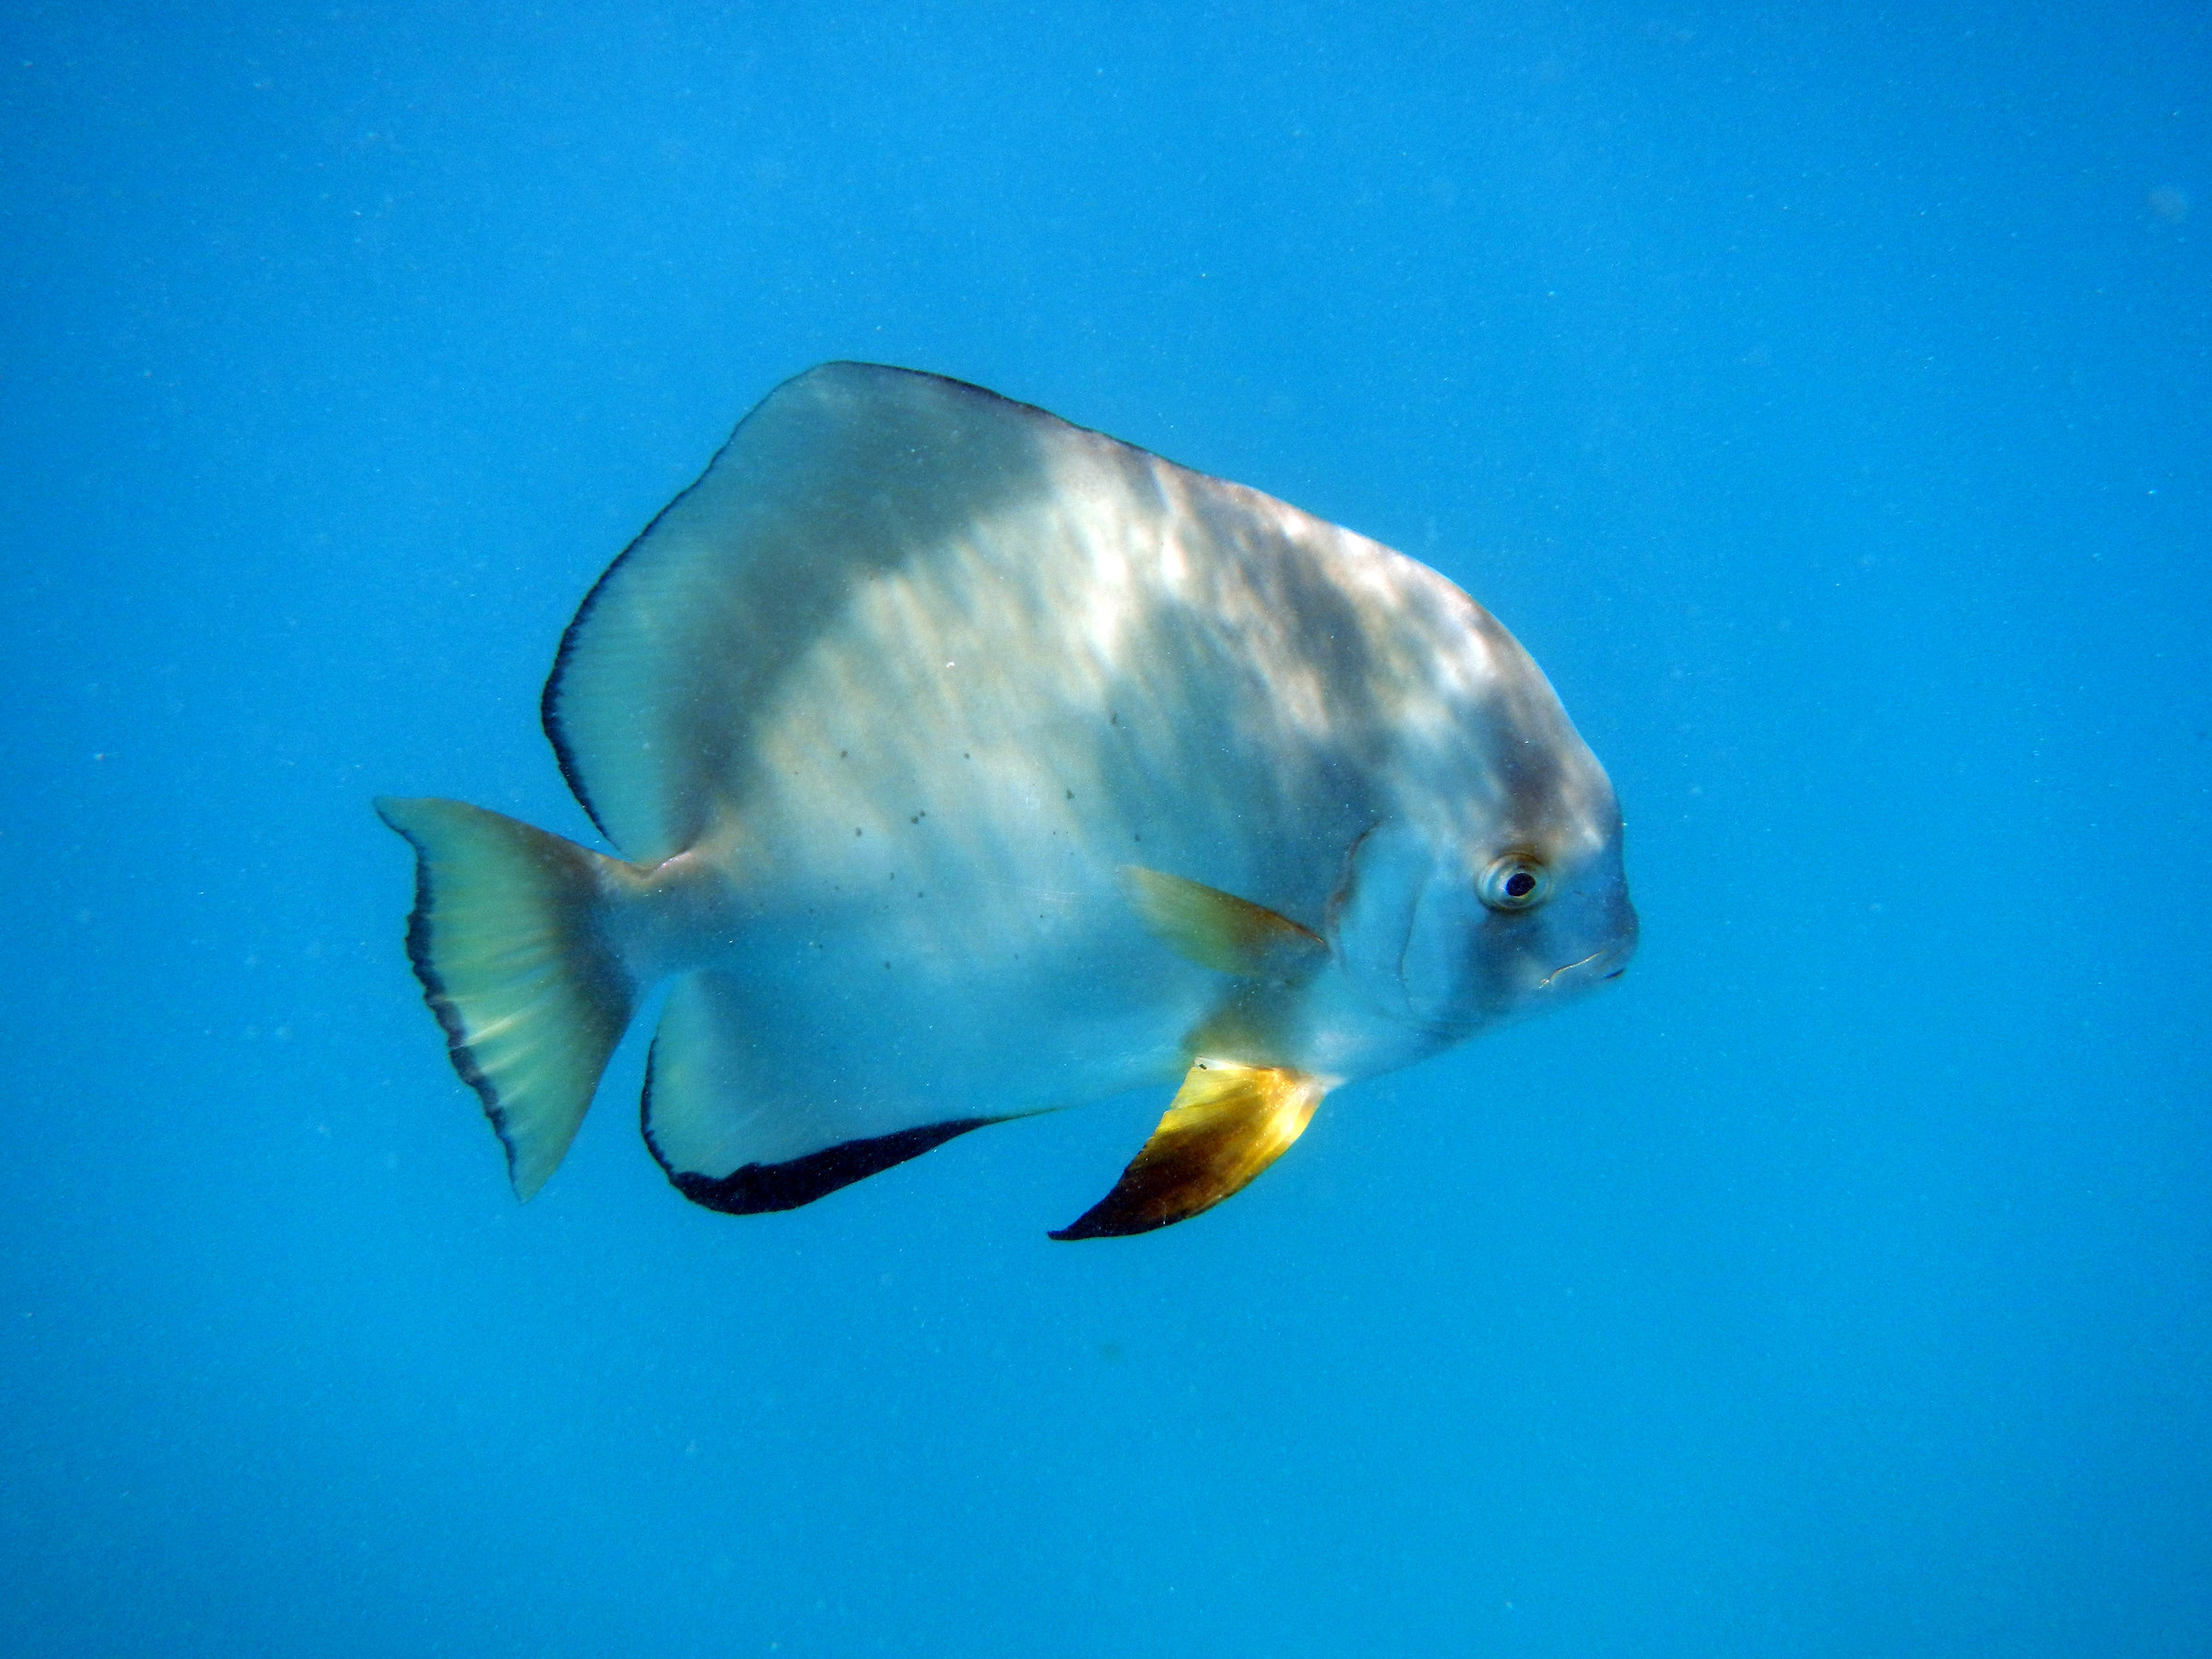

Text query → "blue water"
[4,4,2206,1653]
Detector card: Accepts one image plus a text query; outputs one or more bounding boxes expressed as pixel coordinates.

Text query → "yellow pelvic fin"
[1050,1061,1329,1240]
[1123,866,1325,979]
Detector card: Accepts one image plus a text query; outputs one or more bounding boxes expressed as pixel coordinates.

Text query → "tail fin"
[375,796,638,1199]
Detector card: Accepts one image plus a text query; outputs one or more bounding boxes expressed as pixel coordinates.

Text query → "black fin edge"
[376,803,526,1189]
[540,531,653,849]
[1048,1206,1183,1242]
[640,1042,1004,1215]
[662,1116,1004,1216]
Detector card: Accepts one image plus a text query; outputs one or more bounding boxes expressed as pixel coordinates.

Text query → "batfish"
[377,363,1637,1238]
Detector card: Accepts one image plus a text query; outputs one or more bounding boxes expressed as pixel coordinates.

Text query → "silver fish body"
[378,363,1635,1236]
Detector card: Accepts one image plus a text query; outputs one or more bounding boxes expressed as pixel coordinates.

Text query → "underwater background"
[3,3,2206,1654]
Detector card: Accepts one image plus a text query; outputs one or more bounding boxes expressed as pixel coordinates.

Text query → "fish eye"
[1477,853,1552,912]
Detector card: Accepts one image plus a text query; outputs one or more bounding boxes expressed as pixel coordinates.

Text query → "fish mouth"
[1535,888,1640,993]
[1535,941,1633,993]
[1535,951,1603,990]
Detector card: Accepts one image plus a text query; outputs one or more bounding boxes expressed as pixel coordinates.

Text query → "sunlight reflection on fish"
[376,364,1637,1238]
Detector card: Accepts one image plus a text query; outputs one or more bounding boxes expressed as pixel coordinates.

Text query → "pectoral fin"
[1050,1062,1329,1240]
[1123,866,1325,978]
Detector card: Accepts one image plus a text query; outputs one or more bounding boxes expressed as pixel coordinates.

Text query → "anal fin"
[1050,1062,1328,1240]
[640,971,1023,1217]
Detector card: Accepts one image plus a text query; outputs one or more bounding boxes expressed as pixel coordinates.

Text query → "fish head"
[1327,721,1637,1042]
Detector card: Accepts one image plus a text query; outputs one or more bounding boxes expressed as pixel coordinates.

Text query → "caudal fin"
[375,796,637,1199]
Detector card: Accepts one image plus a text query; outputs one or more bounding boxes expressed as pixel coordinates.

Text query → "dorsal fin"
[542,365,1069,863]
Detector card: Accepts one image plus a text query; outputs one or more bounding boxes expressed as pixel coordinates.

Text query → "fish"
[376,363,1637,1238]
